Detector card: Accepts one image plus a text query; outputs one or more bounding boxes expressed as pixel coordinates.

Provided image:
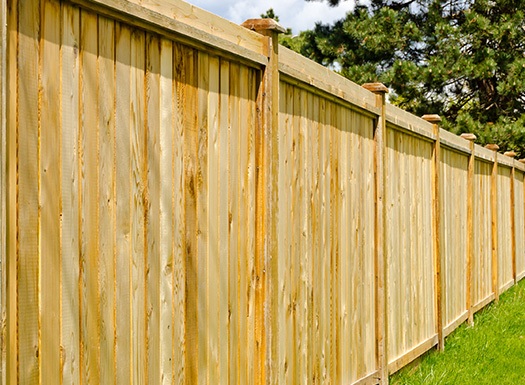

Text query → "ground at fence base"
[390,278,525,385]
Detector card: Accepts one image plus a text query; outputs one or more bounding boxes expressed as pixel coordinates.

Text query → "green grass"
[390,278,525,385]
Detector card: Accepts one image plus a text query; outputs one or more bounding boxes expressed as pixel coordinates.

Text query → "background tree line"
[264,0,525,157]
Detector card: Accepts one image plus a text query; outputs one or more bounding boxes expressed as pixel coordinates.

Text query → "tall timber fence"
[1,0,525,384]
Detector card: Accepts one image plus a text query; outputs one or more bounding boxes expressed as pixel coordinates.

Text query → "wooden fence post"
[504,151,517,284]
[362,82,388,384]
[460,133,476,325]
[241,18,285,385]
[423,114,444,352]
[486,144,500,302]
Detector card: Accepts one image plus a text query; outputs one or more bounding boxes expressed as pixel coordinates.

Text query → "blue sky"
[184,0,356,34]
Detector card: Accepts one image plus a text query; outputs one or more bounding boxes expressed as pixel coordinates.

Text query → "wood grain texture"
[115,21,132,385]
[5,0,17,382]
[6,1,525,383]
[98,16,116,385]
[440,148,468,332]
[60,4,81,384]
[80,11,101,384]
[472,160,493,308]
[40,0,61,382]
[0,0,6,378]
[18,0,41,382]
[497,166,513,291]
[385,124,435,365]
[514,171,525,281]
[158,37,175,385]
[129,27,146,385]
[146,32,161,385]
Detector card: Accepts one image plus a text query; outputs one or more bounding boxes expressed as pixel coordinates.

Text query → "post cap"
[460,133,477,141]
[422,114,442,124]
[485,144,500,151]
[241,18,287,34]
[362,83,389,94]
[504,151,517,158]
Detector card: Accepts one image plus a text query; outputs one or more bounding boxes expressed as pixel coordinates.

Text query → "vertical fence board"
[5,0,18,382]
[159,37,174,385]
[473,160,493,308]
[172,41,186,385]
[207,54,220,384]
[146,33,161,385]
[60,4,81,384]
[218,58,229,385]
[115,21,132,385]
[18,0,40,382]
[515,171,525,280]
[130,28,146,385]
[440,148,468,332]
[80,11,101,384]
[497,166,513,291]
[40,0,61,383]
[98,16,116,385]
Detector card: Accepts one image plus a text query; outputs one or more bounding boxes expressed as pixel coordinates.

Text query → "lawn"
[390,278,525,385]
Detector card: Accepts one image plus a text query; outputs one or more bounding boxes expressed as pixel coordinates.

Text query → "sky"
[184,0,357,34]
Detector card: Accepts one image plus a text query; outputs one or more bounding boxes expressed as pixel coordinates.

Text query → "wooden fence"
[1,0,525,384]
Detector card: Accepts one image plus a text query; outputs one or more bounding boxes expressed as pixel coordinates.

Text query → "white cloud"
[185,0,356,33]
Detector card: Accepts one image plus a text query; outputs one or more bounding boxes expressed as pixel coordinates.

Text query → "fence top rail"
[386,103,436,141]
[69,0,268,65]
[439,128,472,155]
[278,46,381,116]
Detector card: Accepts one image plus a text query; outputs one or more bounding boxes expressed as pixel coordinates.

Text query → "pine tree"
[298,0,525,156]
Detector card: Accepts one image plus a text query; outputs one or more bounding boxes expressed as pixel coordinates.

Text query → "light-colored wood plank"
[126,0,266,54]
[278,47,379,116]
[146,33,161,385]
[228,61,241,385]
[60,4,81,384]
[439,128,472,155]
[387,334,438,374]
[218,58,229,385]
[98,16,116,385]
[115,22,132,385]
[80,10,101,385]
[443,311,468,338]
[159,37,174,385]
[40,0,62,382]
[182,45,198,385]
[207,53,220,384]
[472,293,495,314]
[18,0,41,382]
[0,0,6,378]
[196,50,209,384]
[385,106,435,141]
[173,42,186,385]
[68,0,267,66]
[130,28,146,385]
[5,0,18,382]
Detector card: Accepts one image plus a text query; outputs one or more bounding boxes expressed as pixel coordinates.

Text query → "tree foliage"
[296,0,525,156]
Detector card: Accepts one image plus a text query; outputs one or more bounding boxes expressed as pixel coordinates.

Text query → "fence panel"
[472,159,494,309]
[4,0,525,384]
[515,170,525,281]
[5,0,262,383]
[498,165,514,292]
[385,123,436,370]
[277,80,378,384]
[440,147,469,335]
